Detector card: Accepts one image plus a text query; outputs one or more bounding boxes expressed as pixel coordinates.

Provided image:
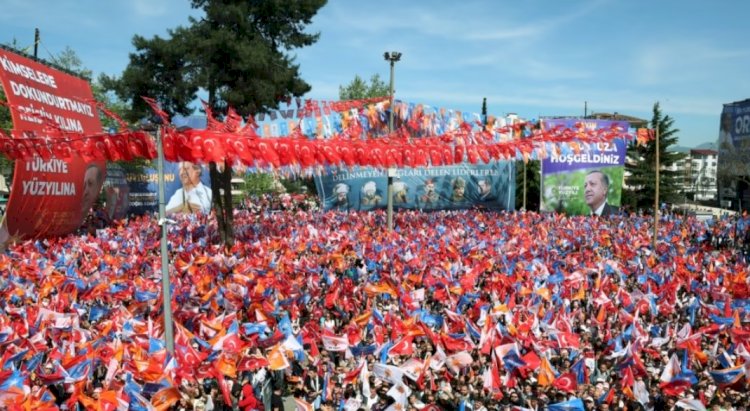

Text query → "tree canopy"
[623,102,686,211]
[101,0,327,246]
[339,74,389,100]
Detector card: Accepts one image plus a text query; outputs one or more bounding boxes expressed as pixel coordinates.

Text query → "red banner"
[0,49,105,242]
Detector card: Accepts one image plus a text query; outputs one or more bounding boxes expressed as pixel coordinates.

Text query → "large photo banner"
[540,119,629,216]
[717,100,750,206]
[126,161,212,216]
[315,162,515,211]
[0,48,105,241]
[719,100,750,154]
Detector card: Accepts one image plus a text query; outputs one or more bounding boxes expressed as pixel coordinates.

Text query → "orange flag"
[267,344,290,370]
[151,386,181,411]
[537,357,556,387]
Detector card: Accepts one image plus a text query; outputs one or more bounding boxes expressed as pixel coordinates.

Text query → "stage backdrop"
[0,48,105,240]
[540,119,629,215]
[315,162,515,212]
[717,99,750,208]
[126,161,212,216]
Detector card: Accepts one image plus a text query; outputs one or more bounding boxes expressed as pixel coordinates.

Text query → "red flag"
[342,361,365,386]
[552,372,577,393]
[142,96,171,124]
[238,355,269,372]
[556,332,581,349]
[389,336,415,356]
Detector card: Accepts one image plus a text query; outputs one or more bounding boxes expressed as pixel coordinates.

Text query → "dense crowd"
[1,202,750,411]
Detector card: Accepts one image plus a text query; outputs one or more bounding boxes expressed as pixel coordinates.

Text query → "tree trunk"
[209,161,235,248]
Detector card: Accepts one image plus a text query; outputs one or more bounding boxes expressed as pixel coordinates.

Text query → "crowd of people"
[1,200,750,411]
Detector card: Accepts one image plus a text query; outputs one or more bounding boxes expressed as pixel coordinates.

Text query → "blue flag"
[709,365,744,386]
[548,398,585,411]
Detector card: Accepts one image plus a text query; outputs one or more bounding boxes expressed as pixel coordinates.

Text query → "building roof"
[539,112,649,128]
[588,112,649,127]
[691,149,717,156]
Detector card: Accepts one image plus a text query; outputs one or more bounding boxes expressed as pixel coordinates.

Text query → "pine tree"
[623,102,686,212]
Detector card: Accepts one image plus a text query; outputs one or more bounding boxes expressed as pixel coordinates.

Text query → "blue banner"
[541,119,629,216]
[719,100,750,152]
[314,162,515,211]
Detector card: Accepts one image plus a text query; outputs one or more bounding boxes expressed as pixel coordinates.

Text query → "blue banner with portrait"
[125,161,213,216]
[719,100,750,152]
[540,119,629,216]
[314,162,515,211]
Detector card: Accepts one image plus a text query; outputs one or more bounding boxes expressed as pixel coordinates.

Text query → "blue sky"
[1,0,748,147]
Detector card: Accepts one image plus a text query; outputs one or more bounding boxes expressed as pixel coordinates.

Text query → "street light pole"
[384,51,401,232]
[156,126,174,353]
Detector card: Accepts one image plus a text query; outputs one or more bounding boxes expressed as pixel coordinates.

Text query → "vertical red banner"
[0,49,105,241]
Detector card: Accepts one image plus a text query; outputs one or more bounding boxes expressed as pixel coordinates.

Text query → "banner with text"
[126,161,213,216]
[0,48,105,241]
[540,119,629,216]
[315,162,515,212]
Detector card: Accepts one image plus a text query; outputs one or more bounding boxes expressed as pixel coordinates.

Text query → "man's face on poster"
[81,165,101,216]
[453,181,465,199]
[584,172,608,211]
[478,180,490,196]
[425,181,435,193]
[178,162,202,188]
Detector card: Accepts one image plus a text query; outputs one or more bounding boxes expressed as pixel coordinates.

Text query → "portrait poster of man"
[165,161,213,215]
[359,181,383,207]
[126,161,212,216]
[540,119,628,216]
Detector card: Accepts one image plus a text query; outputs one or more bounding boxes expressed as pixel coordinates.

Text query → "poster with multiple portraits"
[315,162,515,212]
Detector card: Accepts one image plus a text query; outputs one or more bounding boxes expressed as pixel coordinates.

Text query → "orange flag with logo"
[267,344,290,370]
[151,387,181,411]
[537,357,556,387]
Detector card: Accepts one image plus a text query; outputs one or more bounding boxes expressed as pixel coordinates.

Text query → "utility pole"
[33,28,39,60]
[652,126,660,250]
[482,97,487,127]
[384,51,401,232]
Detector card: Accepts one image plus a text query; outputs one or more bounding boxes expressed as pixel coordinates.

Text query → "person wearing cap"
[450,176,467,203]
[361,181,382,206]
[333,183,350,210]
[583,396,596,411]
[392,180,409,204]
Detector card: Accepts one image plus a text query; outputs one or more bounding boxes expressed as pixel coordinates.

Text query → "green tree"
[0,88,13,179]
[515,160,540,211]
[339,74,389,100]
[101,0,326,246]
[52,46,93,80]
[623,102,686,211]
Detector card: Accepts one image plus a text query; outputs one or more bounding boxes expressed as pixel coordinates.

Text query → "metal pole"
[652,126,660,250]
[388,60,395,132]
[157,126,174,353]
[385,52,399,232]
